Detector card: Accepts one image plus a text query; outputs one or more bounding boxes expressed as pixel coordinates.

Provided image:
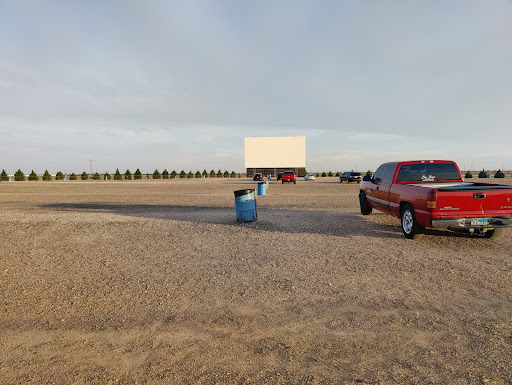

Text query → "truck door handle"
[473,193,486,199]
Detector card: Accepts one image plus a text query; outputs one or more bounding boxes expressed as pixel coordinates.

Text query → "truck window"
[381,165,395,184]
[396,163,461,183]
[373,165,386,183]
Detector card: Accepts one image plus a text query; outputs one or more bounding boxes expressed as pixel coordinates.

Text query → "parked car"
[253,173,263,181]
[282,170,296,184]
[359,160,512,239]
[340,171,362,183]
[304,174,315,181]
[277,172,284,181]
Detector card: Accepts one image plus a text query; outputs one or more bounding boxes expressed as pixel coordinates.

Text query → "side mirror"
[363,175,372,182]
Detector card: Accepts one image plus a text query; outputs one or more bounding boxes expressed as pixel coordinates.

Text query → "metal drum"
[234,189,257,222]
[257,182,267,196]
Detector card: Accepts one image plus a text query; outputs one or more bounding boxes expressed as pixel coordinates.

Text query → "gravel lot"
[1,178,511,384]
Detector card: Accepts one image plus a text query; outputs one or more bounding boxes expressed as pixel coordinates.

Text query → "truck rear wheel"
[359,192,372,215]
[401,204,424,239]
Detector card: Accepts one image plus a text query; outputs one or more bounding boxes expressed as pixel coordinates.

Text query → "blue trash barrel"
[257,182,267,196]
[234,189,257,222]
[63,177,66,181]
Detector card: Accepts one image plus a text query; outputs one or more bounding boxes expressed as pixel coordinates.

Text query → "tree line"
[2,168,508,181]
[0,169,242,181]
[464,170,506,179]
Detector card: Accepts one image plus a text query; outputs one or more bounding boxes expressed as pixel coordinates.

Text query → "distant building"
[245,136,306,177]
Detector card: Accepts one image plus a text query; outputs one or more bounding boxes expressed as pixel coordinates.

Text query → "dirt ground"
[1,177,511,384]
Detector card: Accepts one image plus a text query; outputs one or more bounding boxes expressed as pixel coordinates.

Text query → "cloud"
[348,133,406,142]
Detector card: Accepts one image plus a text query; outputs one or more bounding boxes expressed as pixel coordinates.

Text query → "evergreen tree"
[202,169,208,177]
[28,170,39,181]
[495,169,505,178]
[179,170,186,178]
[114,169,122,180]
[81,172,88,180]
[210,169,216,178]
[104,172,111,180]
[70,173,77,180]
[366,170,372,177]
[125,169,132,180]
[43,170,52,181]
[153,169,161,179]
[478,169,488,178]
[465,171,473,179]
[187,170,193,178]
[223,170,229,177]
[217,169,223,177]
[322,172,327,177]
[230,171,236,178]
[93,172,101,180]
[56,171,64,180]
[195,171,202,178]
[171,170,177,178]
[14,169,25,181]
[0,169,8,181]
[335,172,340,177]
[134,169,142,180]
[328,171,333,177]
[162,169,169,179]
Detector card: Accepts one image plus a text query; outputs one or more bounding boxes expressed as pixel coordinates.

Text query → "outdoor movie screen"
[244,136,306,168]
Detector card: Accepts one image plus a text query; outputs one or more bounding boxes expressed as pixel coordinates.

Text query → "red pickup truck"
[282,170,296,184]
[359,160,512,239]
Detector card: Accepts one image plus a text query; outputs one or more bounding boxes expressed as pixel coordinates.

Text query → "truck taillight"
[427,190,438,210]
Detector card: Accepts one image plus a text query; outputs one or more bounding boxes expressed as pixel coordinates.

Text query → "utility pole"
[90,160,93,176]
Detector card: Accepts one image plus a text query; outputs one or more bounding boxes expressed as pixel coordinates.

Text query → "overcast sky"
[1,1,511,174]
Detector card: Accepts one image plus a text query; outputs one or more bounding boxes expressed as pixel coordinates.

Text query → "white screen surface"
[244,137,306,168]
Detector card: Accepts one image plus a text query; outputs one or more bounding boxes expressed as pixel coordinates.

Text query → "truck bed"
[407,182,512,192]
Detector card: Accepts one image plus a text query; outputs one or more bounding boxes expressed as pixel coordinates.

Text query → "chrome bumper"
[431,217,512,229]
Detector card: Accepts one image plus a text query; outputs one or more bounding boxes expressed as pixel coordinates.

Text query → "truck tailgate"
[436,186,512,217]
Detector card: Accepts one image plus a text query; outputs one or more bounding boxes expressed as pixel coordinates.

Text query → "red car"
[359,160,512,239]
[282,170,296,184]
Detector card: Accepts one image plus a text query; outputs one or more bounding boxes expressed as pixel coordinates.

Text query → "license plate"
[471,218,488,226]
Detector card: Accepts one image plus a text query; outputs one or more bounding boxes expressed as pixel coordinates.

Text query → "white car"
[304,174,315,181]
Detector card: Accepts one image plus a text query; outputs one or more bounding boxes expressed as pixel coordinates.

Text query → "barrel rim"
[234,189,255,197]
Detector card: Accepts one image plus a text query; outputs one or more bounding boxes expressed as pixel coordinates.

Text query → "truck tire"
[359,192,372,215]
[483,228,502,239]
[282,180,284,184]
[401,204,424,239]
[293,180,296,184]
